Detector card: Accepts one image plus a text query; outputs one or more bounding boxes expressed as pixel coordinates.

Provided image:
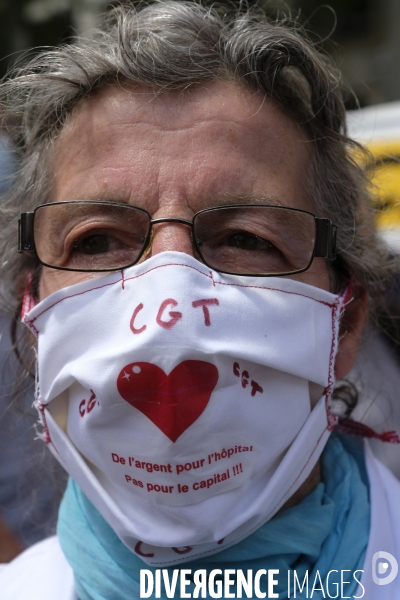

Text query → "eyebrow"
[40,201,131,245]
[202,194,286,209]
[53,193,287,210]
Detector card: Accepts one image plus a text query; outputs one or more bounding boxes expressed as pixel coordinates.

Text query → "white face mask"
[24,251,347,566]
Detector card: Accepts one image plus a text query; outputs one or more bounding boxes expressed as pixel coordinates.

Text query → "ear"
[334,285,368,380]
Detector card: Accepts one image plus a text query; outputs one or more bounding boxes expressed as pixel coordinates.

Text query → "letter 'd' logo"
[372,551,398,586]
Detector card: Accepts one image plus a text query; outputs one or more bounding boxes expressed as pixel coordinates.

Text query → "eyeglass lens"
[33,202,316,275]
[195,206,315,275]
[34,203,150,271]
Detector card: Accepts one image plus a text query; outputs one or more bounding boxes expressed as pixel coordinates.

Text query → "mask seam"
[24,262,337,334]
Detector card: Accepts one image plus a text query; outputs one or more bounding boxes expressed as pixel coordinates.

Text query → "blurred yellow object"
[348,103,400,253]
[368,142,400,226]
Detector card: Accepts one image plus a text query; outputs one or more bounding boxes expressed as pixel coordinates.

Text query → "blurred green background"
[0,0,399,109]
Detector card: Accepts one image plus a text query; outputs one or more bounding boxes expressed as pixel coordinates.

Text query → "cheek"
[39,268,100,300]
[288,258,331,292]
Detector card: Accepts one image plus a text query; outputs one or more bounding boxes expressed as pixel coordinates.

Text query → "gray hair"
[0,0,394,320]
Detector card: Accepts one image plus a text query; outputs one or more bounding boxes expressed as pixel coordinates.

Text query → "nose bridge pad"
[192,230,202,262]
[141,229,154,260]
[140,221,198,261]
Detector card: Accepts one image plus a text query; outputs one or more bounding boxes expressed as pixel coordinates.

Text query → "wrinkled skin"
[39,80,367,506]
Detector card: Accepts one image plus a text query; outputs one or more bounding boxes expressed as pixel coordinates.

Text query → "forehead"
[53,80,312,214]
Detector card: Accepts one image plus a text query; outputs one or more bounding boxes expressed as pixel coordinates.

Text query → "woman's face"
[38,81,366,379]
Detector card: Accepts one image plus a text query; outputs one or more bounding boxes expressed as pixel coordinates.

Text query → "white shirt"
[0,442,399,599]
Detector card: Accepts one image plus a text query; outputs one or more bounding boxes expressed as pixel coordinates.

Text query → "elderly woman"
[0,2,399,599]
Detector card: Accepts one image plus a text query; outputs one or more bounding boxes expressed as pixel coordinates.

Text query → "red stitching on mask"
[336,417,400,443]
[26,262,336,333]
[36,398,51,445]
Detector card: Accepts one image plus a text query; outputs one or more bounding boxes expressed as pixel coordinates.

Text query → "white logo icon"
[372,551,398,585]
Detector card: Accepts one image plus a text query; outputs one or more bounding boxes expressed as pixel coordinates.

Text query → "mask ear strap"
[21,272,38,320]
[340,280,353,308]
[334,279,399,443]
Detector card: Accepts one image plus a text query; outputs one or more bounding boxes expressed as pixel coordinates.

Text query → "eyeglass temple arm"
[314,218,337,260]
[18,212,36,256]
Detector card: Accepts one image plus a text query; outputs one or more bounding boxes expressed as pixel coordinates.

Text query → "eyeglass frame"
[18,201,337,277]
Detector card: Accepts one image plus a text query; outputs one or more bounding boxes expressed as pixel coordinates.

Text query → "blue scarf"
[58,434,370,599]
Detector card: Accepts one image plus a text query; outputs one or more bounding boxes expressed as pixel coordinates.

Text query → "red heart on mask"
[117,361,219,442]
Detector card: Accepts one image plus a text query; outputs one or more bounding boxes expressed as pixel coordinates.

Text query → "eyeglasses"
[18,201,337,277]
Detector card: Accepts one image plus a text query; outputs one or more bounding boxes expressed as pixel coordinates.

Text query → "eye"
[226,232,274,251]
[73,234,119,255]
